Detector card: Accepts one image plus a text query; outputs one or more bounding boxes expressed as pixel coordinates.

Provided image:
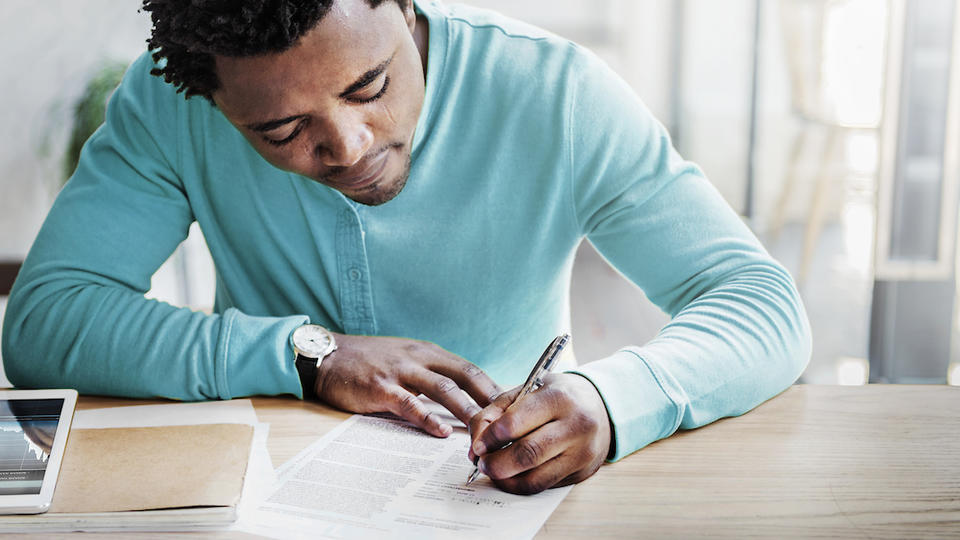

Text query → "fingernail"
[440,424,452,436]
[472,440,486,456]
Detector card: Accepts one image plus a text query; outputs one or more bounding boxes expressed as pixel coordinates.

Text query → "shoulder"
[113,51,220,125]
[423,1,584,78]
[441,2,561,43]
[115,51,177,107]
[421,1,611,127]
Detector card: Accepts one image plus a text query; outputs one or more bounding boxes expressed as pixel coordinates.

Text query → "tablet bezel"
[0,389,78,514]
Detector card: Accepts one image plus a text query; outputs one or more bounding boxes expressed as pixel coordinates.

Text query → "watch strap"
[295,354,319,399]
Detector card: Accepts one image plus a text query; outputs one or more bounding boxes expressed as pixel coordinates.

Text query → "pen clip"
[539,334,569,374]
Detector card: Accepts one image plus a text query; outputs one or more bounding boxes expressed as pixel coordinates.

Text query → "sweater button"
[348,268,362,281]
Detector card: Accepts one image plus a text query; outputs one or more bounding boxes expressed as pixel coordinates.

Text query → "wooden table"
[70,384,960,539]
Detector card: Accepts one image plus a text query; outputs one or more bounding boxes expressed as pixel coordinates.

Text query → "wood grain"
[541,385,960,539]
[63,385,960,538]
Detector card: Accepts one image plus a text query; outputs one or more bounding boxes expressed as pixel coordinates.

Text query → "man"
[2,0,811,495]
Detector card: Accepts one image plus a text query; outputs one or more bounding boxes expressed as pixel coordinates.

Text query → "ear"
[402,0,416,34]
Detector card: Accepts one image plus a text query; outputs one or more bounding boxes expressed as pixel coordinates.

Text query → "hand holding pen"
[466,334,612,494]
[467,333,570,484]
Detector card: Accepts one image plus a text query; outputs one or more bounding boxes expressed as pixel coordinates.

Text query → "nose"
[315,119,374,168]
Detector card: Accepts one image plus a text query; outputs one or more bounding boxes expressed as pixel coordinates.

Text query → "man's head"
[142,0,424,206]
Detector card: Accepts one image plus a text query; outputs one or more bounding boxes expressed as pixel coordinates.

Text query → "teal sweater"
[3,1,810,460]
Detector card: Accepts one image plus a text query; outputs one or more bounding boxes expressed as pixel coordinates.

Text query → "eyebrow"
[243,54,395,133]
[338,54,394,98]
[245,115,304,133]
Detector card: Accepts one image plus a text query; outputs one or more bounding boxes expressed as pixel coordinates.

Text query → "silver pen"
[466,333,571,485]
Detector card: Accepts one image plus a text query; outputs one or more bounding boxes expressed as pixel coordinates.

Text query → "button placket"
[336,207,377,335]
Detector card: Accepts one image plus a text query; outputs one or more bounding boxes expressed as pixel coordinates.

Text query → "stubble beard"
[344,152,412,207]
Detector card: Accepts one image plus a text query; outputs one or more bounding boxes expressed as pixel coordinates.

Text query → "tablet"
[0,389,77,514]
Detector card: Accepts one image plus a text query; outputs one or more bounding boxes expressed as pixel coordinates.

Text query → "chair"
[768,0,884,286]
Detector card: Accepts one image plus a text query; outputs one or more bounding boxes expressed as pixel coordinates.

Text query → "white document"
[243,410,572,540]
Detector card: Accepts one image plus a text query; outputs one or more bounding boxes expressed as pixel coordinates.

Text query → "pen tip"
[466,467,480,485]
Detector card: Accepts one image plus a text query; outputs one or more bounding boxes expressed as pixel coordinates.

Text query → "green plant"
[62,61,127,183]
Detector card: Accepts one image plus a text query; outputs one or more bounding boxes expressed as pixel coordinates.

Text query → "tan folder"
[49,423,253,513]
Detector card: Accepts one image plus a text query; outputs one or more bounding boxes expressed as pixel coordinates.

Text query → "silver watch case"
[291,324,338,366]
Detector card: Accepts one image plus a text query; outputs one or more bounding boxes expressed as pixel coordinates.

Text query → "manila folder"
[49,423,254,513]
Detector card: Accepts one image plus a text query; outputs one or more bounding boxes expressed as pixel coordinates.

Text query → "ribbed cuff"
[567,347,685,462]
[215,308,308,399]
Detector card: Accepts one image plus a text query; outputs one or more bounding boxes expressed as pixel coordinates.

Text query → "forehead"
[213,0,404,116]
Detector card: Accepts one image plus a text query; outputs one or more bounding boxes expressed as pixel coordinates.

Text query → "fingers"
[309,334,503,439]
[407,370,483,428]
[477,420,569,481]
[488,451,584,495]
[470,385,557,458]
[467,386,520,460]
[384,386,453,438]
[395,343,501,428]
[428,352,502,408]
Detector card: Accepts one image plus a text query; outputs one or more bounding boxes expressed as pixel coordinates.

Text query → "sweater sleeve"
[1,54,306,401]
[563,49,812,460]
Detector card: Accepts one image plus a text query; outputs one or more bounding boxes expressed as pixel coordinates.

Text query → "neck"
[414,13,429,74]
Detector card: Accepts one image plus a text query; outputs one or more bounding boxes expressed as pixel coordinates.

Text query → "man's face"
[213,0,425,206]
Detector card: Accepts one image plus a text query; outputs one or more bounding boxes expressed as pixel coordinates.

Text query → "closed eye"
[264,120,307,147]
[346,74,390,104]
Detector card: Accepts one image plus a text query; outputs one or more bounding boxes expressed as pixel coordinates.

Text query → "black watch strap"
[295,355,319,399]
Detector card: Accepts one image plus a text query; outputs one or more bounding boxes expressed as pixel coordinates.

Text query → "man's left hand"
[467,372,612,494]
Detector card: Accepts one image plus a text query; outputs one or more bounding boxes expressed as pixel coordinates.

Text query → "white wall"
[678,0,756,214]
[0,1,151,259]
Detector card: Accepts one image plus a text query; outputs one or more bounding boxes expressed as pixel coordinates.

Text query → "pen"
[466,333,571,485]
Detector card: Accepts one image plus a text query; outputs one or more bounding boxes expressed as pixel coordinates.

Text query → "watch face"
[293,325,333,358]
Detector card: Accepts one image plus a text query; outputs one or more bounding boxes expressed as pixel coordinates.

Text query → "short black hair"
[141,0,408,101]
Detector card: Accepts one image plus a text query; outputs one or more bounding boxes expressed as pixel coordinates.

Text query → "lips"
[325,149,390,190]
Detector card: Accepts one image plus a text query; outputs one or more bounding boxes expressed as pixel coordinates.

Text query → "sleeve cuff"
[567,347,686,461]
[215,308,308,399]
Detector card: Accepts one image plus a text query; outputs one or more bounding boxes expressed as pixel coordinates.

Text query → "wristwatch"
[291,324,338,399]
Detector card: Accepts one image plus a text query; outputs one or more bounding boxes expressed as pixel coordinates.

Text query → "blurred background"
[1,0,958,387]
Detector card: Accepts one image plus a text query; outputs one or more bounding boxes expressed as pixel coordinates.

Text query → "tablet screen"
[0,399,64,496]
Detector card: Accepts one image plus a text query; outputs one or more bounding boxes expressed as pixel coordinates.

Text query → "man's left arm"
[470,48,811,493]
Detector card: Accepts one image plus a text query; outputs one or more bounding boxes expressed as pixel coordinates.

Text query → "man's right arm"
[1,55,306,400]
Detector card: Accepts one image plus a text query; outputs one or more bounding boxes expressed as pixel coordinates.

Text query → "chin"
[345,176,408,206]
[340,154,412,206]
